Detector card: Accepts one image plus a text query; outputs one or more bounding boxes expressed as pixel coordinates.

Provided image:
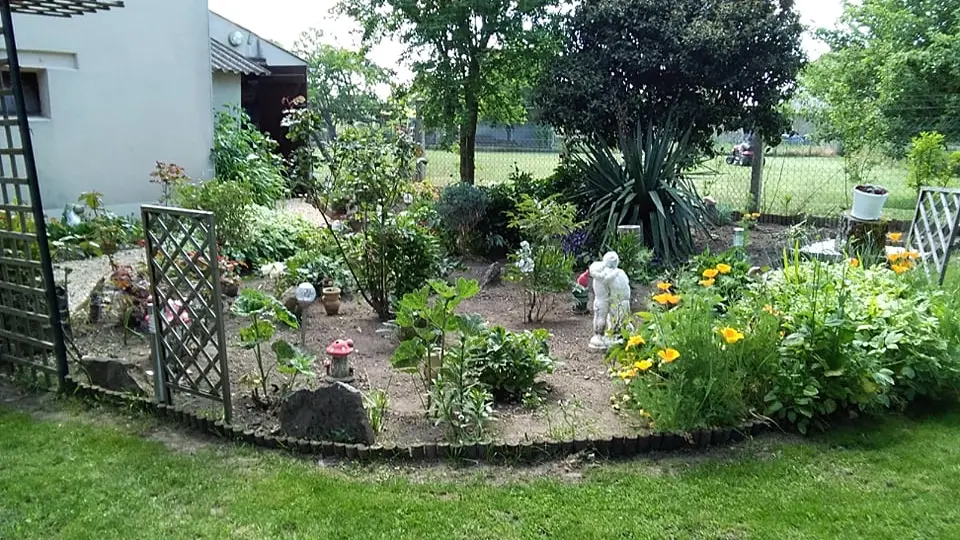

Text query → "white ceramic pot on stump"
[851,185,889,221]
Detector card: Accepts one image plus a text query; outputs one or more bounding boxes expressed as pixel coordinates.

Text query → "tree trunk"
[459,61,481,184]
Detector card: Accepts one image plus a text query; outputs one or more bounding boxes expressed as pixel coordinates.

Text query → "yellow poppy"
[887,252,903,263]
[750,213,761,219]
[906,251,921,260]
[702,268,719,279]
[887,232,903,242]
[656,282,672,291]
[626,335,645,349]
[716,263,732,274]
[653,293,682,306]
[657,348,680,363]
[698,278,716,287]
[634,359,654,372]
[719,327,745,344]
[891,263,911,275]
[849,258,860,268]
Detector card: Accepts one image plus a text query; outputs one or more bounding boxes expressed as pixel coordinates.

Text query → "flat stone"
[280,286,300,316]
[78,356,150,395]
[279,382,374,445]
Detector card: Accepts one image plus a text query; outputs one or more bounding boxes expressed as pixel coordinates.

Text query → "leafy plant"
[603,231,654,285]
[280,249,352,294]
[429,340,494,443]
[47,193,142,262]
[907,131,952,195]
[231,289,304,408]
[212,106,289,206]
[149,161,189,205]
[571,117,711,263]
[391,278,481,404]
[173,180,254,252]
[108,264,151,344]
[436,183,490,252]
[362,388,390,435]
[465,326,555,403]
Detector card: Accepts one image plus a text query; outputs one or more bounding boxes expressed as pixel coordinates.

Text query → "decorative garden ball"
[325,338,355,383]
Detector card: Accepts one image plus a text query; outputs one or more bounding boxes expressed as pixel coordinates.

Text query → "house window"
[1,71,42,116]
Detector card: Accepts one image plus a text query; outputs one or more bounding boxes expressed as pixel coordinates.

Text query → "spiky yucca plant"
[571,116,711,263]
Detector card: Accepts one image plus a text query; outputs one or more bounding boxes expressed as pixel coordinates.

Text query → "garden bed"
[67,224,803,447]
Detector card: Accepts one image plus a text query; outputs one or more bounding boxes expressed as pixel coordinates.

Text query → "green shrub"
[465,326,555,403]
[228,206,329,266]
[174,180,254,251]
[212,107,289,206]
[603,231,655,285]
[46,193,142,261]
[281,249,352,294]
[907,131,952,194]
[436,183,490,252]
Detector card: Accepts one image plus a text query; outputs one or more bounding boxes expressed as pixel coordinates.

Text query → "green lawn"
[426,150,924,220]
[4,403,960,539]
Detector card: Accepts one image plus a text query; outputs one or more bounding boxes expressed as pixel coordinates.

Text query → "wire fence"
[425,114,960,222]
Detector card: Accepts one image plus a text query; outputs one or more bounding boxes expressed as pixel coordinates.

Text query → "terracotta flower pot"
[322,287,341,316]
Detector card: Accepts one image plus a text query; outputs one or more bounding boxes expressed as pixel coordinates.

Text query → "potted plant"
[219,257,243,297]
[851,184,889,221]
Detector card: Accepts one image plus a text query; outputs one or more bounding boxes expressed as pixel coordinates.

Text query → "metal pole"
[0,1,71,387]
[147,302,169,404]
[749,132,763,213]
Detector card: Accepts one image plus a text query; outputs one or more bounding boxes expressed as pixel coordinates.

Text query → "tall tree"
[337,0,558,184]
[293,29,393,141]
[535,0,805,152]
[805,0,960,155]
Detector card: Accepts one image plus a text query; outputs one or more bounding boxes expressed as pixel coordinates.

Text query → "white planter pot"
[851,186,889,221]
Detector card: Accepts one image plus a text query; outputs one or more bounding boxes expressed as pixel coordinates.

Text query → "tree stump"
[835,212,889,259]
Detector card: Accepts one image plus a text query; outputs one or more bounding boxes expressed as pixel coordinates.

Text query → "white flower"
[403,193,414,204]
[331,220,344,232]
[520,241,531,251]
[515,257,535,274]
[260,262,287,280]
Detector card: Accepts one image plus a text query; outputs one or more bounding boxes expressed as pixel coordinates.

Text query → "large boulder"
[78,356,150,395]
[279,383,375,445]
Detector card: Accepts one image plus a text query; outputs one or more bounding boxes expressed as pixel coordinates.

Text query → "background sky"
[208,0,845,81]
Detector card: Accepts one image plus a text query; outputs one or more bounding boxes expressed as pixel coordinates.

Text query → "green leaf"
[238,320,275,347]
[802,385,819,397]
[901,366,916,379]
[271,339,297,361]
[765,401,784,415]
[824,369,844,377]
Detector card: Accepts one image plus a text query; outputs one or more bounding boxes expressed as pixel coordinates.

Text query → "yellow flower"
[719,327,745,344]
[762,304,776,315]
[626,335,646,349]
[653,293,681,306]
[906,251,921,260]
[750,212,761,219]
[702,268,719,279]
[698,278,716,287]
[849,258,860,268]
[891,263,911,275]
[656,282,672,291]
[657,348,680,363]
[887,252,903,263]
[618,369,638,380]
[716,263,732,274]
[887,232,903,242]
[634,359,654,372]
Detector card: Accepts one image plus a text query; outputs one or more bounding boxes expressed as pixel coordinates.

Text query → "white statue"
[587,251,631,351]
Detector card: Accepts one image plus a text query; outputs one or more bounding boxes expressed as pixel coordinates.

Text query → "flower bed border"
[741,212,911,231]
[67,378,772,462]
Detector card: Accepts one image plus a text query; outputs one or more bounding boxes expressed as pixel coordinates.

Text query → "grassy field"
[426,151,924,220]
[4,401,960,539]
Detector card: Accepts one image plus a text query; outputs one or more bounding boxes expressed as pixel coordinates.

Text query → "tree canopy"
[292,29,393,141]
[337,0,559,184]
[535,0,805,151]
[804,0,960,155]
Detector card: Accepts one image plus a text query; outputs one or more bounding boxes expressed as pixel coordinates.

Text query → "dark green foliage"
[465,326,555,402]
[281,249,353,294]
[212,107,289,206]
[173,180,254,254]
[436,183,490,251]
[536,0,805,151]
[571,118,711,263]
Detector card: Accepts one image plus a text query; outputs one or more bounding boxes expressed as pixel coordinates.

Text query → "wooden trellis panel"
[906,187,960,286]
[142,205,232,422]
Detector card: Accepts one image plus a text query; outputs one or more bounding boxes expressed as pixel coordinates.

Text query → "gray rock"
[78,356,150,395]
[280,286,300,316]
[479,261,503,289]
[279,382,375,445]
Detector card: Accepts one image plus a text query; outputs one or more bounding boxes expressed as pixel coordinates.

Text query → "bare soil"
[69,223,804,447]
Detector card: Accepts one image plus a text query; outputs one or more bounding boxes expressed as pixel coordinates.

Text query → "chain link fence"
[425,112,960,222]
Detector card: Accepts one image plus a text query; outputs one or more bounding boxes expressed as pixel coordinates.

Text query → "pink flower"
[145,299,192,329]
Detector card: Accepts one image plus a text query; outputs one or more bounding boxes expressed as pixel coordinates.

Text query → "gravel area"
[56,249,144,315]
[283,198,329,226]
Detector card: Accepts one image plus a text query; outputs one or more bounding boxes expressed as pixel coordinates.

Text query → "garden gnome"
[587,251,631,351]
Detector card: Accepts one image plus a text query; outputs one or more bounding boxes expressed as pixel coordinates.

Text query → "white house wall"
[3,0,214,216]
[211,71,241,118]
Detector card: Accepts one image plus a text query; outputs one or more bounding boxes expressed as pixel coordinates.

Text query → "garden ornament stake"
[587,252,631,352]
[325,339,355,383]
[295,283,317,345]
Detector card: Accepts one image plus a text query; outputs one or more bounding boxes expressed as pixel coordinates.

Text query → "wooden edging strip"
[63,379,773,463]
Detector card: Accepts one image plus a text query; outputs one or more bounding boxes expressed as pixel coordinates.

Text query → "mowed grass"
[4,404,960,539]
[427,150,927,220]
